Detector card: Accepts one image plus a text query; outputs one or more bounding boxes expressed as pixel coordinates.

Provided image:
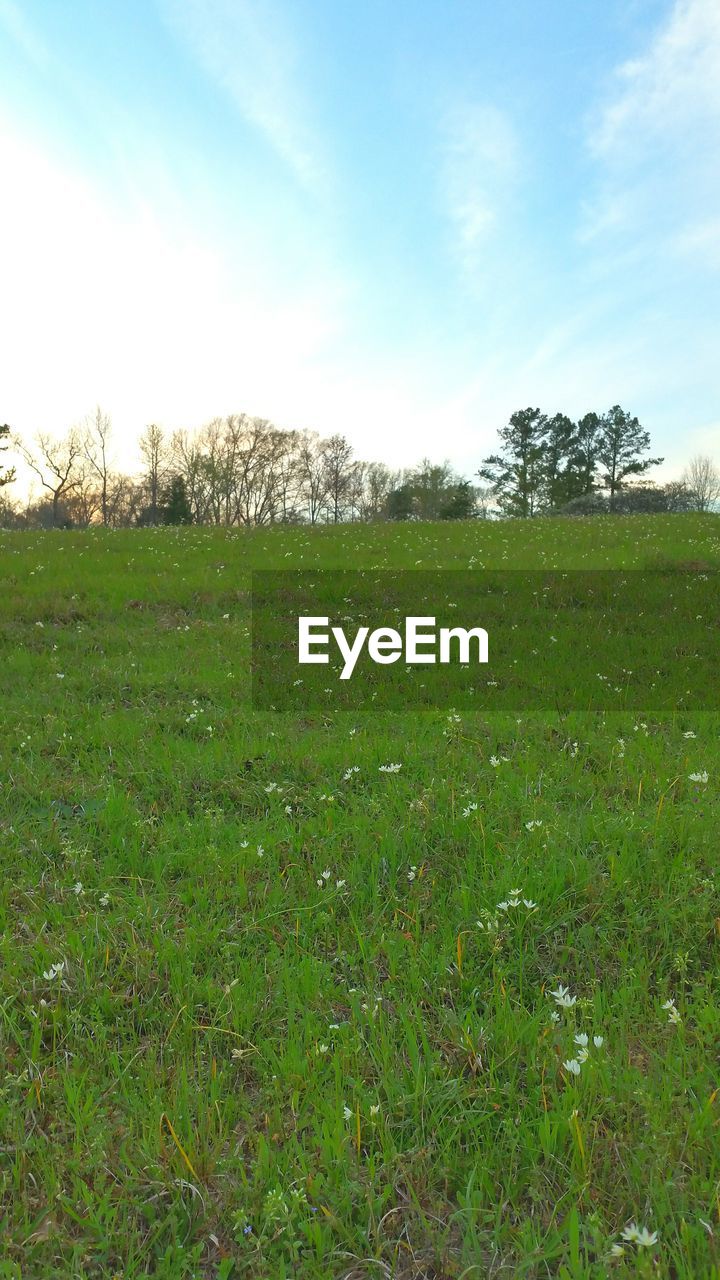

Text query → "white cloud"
[0,0,49,67]
[674,217,720,268]
[439,103,518,271]
[584,0,720,265]
[157,0,326,190]
[591,0,720,156]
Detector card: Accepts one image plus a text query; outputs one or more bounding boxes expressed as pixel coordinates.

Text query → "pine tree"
[570,412,603,498]
[440,479,476,519]
[163,475,192,525]
[541,413,578,512]
[597,406,664,507]
[478,408,547,517]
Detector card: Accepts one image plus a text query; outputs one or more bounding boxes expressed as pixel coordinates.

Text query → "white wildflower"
[662,999,681,1025]
[621,1223,658,1247]
[550,984,577,1008]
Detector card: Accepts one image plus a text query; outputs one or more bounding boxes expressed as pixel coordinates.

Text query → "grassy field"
[1,513,719,1279]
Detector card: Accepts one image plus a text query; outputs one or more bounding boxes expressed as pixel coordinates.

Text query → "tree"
[541,413,578,512]
[297,432,330,525]
[478,408,547,517]
[163,475,192,525]
[408,460,459,519]
[0,424,15,487]
[230,417,287,527]
[321,434,355,523]
[682,455,720,512]
[612,482,694,514]
[64,457,102,527]
[139,424,170,524]
[385,461,468,521]
[474,484,496,519]
[560,481,695,516]
[597,406,663,507]
[0,488,21,525]
[440,479,476,519]
[357,462,398,521]
[386,483,417,521]
[82,406,113,526]
[14,428,83,527]
[559,491,609,516]
[571,412,603,497]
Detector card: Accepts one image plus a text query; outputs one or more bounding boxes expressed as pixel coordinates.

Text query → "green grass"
[1,514,719,1279]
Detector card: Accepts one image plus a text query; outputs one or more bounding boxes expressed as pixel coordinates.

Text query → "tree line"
[1,407,718,528]
[478,405,720,516]
[1,412,478,529]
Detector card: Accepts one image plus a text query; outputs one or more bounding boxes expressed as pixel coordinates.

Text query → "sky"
[1,0,719,486]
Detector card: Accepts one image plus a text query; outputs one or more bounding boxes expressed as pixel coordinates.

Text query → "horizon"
[1,0,719,493]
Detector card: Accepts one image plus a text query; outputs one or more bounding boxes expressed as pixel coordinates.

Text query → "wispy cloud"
[583,0,720,266]
[0,0,49,67]
[439,102,518,273]
[674,217,720,268]
[590,0,720,156]
[158,0,326,190]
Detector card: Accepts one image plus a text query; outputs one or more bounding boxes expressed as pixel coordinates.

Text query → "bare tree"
[296,431,330,524]
[475,484,496,519]
[138,424,170,524]
[231,418,286,526]
[14,429,83,527]
[356,461,398,521]
[273,428,303,523]
[64,458,102,527]
[106,473,145,527]
[321,434,355,523]
[172,427,209,523]
[83,406,113,526]
[682,454,720,512]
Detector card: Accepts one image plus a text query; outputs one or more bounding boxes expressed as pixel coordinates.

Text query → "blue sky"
[1,0,718,480]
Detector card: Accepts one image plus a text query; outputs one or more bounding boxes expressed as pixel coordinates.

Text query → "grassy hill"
[1,514,718,1278]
